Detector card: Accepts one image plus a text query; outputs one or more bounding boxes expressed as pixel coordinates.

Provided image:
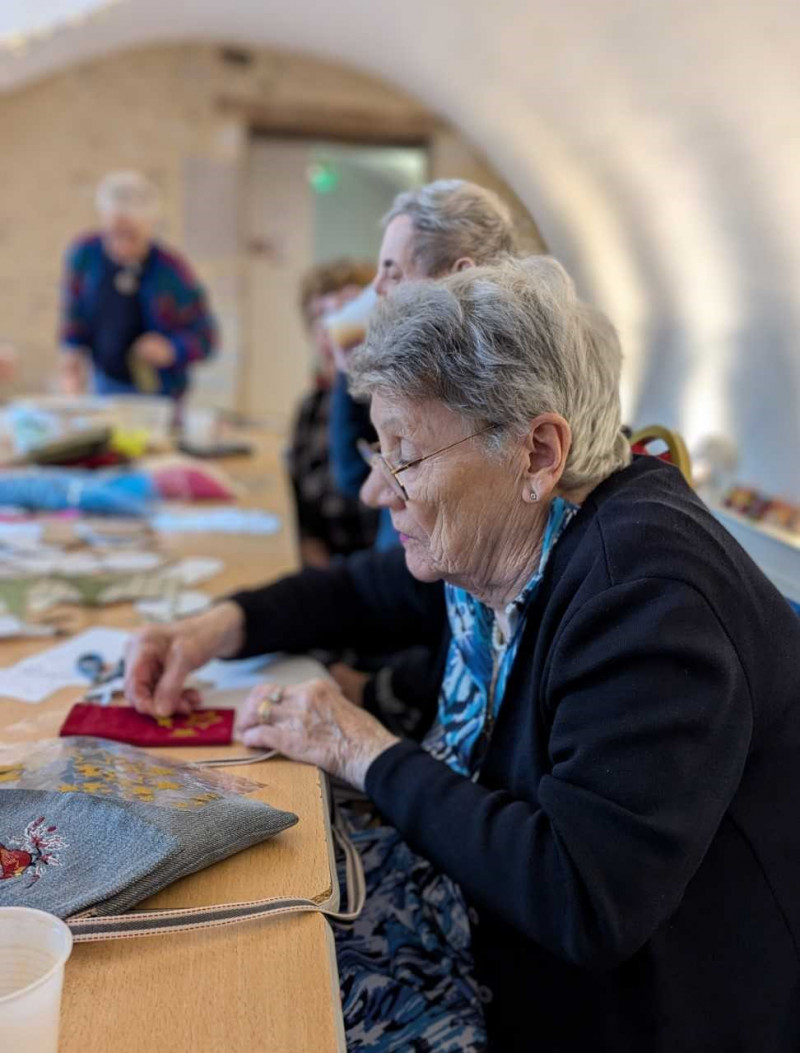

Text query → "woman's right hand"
[125,601,246,717]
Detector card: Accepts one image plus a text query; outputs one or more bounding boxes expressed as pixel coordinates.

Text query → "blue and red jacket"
[60,233,217,397]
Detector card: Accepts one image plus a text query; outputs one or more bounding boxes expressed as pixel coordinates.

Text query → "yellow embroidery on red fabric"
[154,711,223,735]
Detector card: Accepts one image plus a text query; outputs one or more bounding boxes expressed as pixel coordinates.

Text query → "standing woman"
[59,171,217,399]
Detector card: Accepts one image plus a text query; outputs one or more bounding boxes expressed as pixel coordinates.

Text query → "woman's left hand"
[238,678,400,791]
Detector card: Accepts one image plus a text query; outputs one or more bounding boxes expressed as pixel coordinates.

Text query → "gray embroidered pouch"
[0,738,298,920]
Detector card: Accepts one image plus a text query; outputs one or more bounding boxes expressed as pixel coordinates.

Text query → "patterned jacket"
[60,233,217,396]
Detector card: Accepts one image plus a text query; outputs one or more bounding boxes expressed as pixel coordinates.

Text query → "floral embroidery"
[0,818,66,886]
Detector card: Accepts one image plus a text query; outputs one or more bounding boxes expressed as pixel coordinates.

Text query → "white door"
[243,139,314,427]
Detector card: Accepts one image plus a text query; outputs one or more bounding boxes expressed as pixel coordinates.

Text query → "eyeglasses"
[357,425,497,501]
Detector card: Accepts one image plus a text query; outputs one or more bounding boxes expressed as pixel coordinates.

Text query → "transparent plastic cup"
[325,285,377,351]
[0,907,73,1051]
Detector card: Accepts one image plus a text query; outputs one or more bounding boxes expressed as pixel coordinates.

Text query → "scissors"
[76,652,125,706]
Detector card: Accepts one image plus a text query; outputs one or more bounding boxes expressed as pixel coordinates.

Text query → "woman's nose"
[360,464,403,510]
[372,274,388,299]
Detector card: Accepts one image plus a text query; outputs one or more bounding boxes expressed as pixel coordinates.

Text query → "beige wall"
[0,43,544,410]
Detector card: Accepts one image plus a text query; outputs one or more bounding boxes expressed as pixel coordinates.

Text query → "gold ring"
[257,687,284,724]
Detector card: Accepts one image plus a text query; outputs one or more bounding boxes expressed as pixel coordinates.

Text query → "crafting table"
[0,432,345,1052]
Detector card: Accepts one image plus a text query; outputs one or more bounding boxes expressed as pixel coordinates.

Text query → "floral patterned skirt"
[333,796,486,1052]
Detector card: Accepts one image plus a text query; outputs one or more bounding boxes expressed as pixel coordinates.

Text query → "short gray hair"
[96,171,160,221]
[383,179,517,276]
[350,256,631,490]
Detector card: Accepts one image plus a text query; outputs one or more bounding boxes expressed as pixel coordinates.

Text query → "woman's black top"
[232,456,800,1052]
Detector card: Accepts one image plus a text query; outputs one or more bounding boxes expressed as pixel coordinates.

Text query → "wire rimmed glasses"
[357,424,497,501]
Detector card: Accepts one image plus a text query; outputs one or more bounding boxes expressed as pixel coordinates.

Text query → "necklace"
[114,266,141,295]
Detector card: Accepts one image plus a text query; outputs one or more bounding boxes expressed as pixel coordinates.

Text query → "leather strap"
[68,805,363,942]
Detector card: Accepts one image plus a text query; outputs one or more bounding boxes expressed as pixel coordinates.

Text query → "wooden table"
[0,433,345,1052]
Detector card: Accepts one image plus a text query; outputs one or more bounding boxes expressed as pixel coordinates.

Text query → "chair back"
[629,424,692,485]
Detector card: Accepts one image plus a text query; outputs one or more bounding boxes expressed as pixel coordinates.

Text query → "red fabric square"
[59,704,234,747]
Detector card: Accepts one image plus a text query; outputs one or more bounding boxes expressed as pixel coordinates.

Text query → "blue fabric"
[60,233,217,398]
[329,370,373,498]
[0,739,298,919]
[0,469,157,516]
[0,790,174,920]
[335,799,485,1052]
[375,509,399,550]
[329,372,399,550]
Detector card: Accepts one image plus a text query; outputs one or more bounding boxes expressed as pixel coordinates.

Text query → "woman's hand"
[133,332,176,369]
[238,679,399,791]
[59,350,88,395]
[125,601,245,717]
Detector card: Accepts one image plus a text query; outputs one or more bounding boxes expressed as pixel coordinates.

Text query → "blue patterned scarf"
[423,497,578,777]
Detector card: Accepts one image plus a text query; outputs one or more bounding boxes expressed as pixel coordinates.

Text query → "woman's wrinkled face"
[362,393,520,587]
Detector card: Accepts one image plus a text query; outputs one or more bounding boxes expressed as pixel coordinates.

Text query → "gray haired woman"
[127,257,800,1052]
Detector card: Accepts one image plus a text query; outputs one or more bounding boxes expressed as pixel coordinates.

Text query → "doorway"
[243,138,428,425]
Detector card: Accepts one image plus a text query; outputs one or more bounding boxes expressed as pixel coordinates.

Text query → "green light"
[308,161,340,194]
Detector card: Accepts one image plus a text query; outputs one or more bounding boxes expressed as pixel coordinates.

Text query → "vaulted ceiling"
[2,0,799,496]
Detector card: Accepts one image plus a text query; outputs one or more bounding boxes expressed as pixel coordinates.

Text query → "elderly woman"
[127,258,800,1052]
[326,178,519,725]
[329,178,518,551]
[59,171,217,399]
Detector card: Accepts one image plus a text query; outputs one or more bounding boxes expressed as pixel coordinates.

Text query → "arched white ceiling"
[2,0,799,497]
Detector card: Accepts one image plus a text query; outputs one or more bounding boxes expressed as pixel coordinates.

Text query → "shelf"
[709,502,800,604]
[711,504,800,553]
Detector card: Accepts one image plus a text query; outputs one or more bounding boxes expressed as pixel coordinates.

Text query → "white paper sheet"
[0,627,128,703]
[0,625,326,706]
[0,615,61,640]
[150,509,280,535]
[169,557,225,586]
[0,522,43,545]
[194,655,277,692]
[198,655,329,713]
[136,590,211,622]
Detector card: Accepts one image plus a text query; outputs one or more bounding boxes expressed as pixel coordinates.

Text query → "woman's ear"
[451,257,476,273]
[519,414,572,502]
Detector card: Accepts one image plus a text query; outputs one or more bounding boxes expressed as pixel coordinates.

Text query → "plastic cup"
[324,285,377,351]
[182,406,220,447]
[0,907,73,1051]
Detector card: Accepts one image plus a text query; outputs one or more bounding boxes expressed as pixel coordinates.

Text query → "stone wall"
[0,43,543,409]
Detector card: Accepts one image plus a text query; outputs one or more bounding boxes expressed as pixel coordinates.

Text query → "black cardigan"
[232,457,800,1052]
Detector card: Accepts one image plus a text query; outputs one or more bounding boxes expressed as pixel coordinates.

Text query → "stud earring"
[529,488,539,502]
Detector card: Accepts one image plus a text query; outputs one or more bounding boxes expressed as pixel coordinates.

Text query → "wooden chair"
[629,424,692,485]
